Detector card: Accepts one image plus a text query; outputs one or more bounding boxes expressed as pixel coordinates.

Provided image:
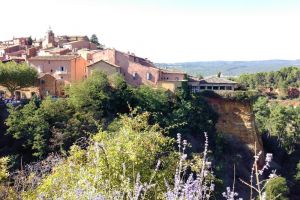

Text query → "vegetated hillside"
[237,66,300,89]
[1,63,299,199]
[156,59,300,76]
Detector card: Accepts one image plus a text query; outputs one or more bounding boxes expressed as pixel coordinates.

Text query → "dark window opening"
[213,86,219,90]
[220,86,225,90]
[132,72,137,80]
[200,86,205,90]
[147,73,152,80]
[207,86,212,90]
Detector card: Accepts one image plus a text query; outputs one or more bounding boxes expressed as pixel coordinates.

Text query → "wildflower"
[265,153,273,162]
[268,170,277,179]
[183,140,187,146]
[75,188,83,197]
[93,195,106,200]
[205,161,212,168]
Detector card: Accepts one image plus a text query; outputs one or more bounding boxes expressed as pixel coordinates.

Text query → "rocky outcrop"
[207,97,263,152]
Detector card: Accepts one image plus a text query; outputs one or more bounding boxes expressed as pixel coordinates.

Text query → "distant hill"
[156,59,300,77]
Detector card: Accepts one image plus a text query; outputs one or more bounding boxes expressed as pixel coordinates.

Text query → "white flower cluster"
[222,187,242,200]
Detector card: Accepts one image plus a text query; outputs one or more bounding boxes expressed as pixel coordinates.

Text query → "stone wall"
[207,97,263,152]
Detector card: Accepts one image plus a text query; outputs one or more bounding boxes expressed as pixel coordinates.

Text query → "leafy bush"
[0,157,9,182]
[265,177,289,200]
[253,98,300,153]
[22,112,177,199]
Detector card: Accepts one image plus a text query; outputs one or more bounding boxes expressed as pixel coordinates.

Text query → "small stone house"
[87,60,121,76]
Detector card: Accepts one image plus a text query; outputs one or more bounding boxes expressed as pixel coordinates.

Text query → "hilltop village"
[0,29,237,99]
[0,29,262,158]
[1,29,300,200]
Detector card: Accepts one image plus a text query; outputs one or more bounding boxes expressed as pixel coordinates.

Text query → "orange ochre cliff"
[207,97,264,153]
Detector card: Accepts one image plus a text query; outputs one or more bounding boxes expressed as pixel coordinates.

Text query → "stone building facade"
[86,49,186,89]
[28,55,87,97]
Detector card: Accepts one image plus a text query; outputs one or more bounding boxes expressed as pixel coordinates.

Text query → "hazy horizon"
[2,0,300,63]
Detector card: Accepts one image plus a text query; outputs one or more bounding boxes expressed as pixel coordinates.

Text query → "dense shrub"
[22,112,178,199]
[265,177,289,200]
[253,97,300,153]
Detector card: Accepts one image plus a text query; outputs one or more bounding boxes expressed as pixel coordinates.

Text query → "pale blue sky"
[2,0,300,62]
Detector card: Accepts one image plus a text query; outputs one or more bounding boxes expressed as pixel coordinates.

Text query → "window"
[226,86,232,90]
[132,72,137,80]
[200,86,206,90]
[220,86,225,90]
[191,86,200,93]
[213,86,219,90]
[40,80,45,84]
[50,69,53,72]
[48,60,50,64]
[60,66,65,71]
[61,76,63,79]
[175,77,179,80]
[146,73,151,80]
[207,86,212,90]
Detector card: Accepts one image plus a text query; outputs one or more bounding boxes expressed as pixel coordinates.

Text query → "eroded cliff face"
[207,97,263,152]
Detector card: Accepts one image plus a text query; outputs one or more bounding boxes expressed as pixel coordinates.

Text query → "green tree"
[295,161,300,182]
[169,93,217,135]
[267,105,290,150]
[253,97,270,133]
[6,97,76,158]
[90,34,100,46]
[266,104,300,152]
[265,177,289,200]
[236,67,300,91]
[67,72,111,118]
[27,36,33,45]
[109,74,134,114]
[133,85,170,113]
[6,100,49,158]
[0,62,38,97]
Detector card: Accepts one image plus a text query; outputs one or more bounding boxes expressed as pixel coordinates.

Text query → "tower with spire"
[42,26,55,49]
